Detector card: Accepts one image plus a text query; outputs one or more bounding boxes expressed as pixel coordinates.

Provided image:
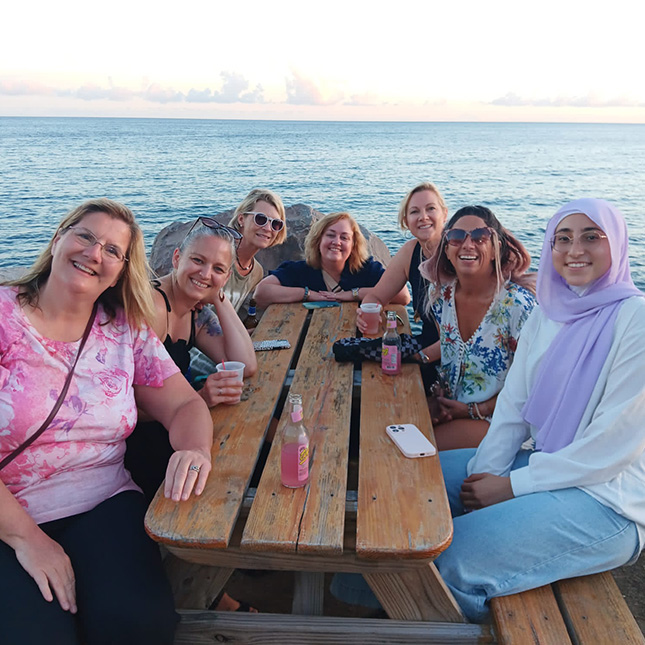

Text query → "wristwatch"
[352,287,360,301]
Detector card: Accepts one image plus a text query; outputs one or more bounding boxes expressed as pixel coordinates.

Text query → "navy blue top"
[409,242,439,348]
[269,257,385,292]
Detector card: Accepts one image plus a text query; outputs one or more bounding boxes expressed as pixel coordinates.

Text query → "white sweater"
[468,296,645,550]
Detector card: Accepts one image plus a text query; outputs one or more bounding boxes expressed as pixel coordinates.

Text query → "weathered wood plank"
[292,571,325,616]
[163,553,233,609]
[491,585,571,645]
[357,305,453,560]
[365,563,464,622]
[175,610,495,644]
[145,303,308,548]
[555,572,645,644]
[241,304,355,554]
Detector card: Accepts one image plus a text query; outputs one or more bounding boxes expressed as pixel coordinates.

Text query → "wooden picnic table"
[145,303,493,643]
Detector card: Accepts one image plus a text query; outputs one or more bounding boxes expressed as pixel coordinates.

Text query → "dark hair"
[420,205,534,300]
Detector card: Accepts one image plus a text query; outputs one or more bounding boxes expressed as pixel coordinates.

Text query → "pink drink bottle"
[280,392,310,488]
[381,310,401,375]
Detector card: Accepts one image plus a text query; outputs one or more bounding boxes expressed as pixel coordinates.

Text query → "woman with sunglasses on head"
[126,216,256,502]
[254,212,410,308]
[419,205,536,450]
[434,198,645,623]
[0,199,213,644]
[225,188,287,313]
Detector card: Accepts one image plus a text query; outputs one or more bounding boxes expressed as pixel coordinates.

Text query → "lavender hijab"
[522,198,643,453]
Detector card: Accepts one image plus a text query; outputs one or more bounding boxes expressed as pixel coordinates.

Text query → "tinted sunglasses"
[245,211,285,232]
[444,226,493,246]
[186,217,243,247]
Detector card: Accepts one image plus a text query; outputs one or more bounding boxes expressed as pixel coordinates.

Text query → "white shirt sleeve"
[511,299,645,496]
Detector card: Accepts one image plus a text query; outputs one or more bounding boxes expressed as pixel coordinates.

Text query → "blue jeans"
[331,449,639,623]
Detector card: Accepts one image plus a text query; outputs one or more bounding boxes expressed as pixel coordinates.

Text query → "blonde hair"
[304,212,368,273]
[398,182,448,231]
[6,198,155,328]
[229,188,287,247]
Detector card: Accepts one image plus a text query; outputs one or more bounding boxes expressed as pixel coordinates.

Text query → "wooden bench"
[491,571,644,644]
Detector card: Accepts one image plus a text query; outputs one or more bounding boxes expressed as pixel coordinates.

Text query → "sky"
[2,0,644,123]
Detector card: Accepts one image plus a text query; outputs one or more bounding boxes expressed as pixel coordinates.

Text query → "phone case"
[303,301,340,309]
[386,424,436,458]
[253,339,291,351]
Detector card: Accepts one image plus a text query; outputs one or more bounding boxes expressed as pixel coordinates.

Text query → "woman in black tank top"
[356,182,448,387]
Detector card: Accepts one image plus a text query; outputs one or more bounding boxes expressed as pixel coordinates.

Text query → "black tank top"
[152,280,196,376]
[409,242,439,347]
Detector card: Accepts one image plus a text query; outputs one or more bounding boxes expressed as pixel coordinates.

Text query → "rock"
[149,204,392,277]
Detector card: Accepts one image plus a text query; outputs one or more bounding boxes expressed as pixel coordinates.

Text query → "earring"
[218,289,225,302]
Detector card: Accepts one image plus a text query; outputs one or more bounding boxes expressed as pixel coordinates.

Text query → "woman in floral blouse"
[420,205,536,450]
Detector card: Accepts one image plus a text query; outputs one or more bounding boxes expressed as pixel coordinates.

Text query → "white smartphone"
[386,424,436,458]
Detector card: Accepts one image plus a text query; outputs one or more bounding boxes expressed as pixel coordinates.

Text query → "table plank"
[357,306,453,560]
[241,303,356,554]
[145,303,308,548]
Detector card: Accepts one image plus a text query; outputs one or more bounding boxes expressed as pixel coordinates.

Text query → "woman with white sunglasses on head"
[225,188,287,313]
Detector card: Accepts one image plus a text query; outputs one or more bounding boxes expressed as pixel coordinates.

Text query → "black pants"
[0,491,178,645]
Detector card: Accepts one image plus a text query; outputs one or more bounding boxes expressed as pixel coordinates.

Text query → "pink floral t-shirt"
[0,286,179,524]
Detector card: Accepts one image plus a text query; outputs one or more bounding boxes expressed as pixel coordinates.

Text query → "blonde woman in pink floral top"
[0,199,213,645]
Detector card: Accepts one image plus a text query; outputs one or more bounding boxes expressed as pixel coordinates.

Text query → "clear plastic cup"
[360,302,382,335]
[215,361,246,382]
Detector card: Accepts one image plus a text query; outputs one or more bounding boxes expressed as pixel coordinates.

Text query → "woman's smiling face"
[551,212,611,287]
[444,215,495,279]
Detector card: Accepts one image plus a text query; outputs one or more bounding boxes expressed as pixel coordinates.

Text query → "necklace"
[237,257,254,272]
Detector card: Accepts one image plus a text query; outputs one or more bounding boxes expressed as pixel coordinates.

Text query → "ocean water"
[2,117,645,286]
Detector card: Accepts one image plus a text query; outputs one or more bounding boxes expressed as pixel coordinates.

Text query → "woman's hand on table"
[309,290,338,301]
[14,529,77,613]
[198,371,243,407]
[164,447,212,501]
[460,473,514,510]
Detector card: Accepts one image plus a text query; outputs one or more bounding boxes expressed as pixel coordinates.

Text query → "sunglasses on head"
[245,211,284,232]
[444,226,493,246]
[186,217,243,247]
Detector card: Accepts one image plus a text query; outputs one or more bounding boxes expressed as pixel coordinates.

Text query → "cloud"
[285,71,342,105]
[491,91,645,108]
[344,92,381,107]
[185,71,264,103]
[0,80,52,96]
[0,73,264,105]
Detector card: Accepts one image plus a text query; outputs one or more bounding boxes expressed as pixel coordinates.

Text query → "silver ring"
[218,388,222,395]
[189,465,201,473]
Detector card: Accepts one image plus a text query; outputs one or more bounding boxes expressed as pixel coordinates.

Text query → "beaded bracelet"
[468,402,486,420]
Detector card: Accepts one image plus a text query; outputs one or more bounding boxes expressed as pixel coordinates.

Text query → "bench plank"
[175,610,495,644]
[555,572,645,644]
[491,585,572,645]
[241,304,355,554]
[145,303,308,548]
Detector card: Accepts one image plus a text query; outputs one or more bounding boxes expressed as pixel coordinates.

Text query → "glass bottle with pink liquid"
[280,392,310,488]
[381,310,401,375]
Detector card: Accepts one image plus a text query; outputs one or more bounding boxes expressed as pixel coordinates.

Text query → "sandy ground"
[223,559,645,634]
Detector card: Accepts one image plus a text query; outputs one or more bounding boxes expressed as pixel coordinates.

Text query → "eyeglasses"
[66,226,129,263]
[186,217,243,247]
[444,227,493,246]
[551,231,608,253]
[245,211,285,232]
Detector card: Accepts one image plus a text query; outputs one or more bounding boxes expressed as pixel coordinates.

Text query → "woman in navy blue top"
[254,212,409,307]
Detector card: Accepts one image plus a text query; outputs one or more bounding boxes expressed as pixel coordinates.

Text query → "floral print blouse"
[0,287,179,524]
[431,280,536,404]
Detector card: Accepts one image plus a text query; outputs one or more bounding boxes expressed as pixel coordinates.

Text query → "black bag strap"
[0,303,97,472]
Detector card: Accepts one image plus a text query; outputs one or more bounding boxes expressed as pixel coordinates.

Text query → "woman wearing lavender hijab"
[434,198,645,622]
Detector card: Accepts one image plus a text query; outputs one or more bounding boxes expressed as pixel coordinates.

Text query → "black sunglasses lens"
[471,228,492,243]
[271,219,284,232]
[445,229,467,244]
[254,213,268,227]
